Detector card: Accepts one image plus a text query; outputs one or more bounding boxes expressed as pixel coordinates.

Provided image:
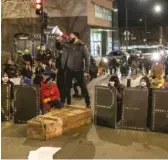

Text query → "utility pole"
[112,0,119,51]
[125,0,128,51]
[35,0,48,50]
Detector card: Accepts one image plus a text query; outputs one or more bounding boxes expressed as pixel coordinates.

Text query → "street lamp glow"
[139,18,143,22]
[113,8,118,12]
[154,5,162,13]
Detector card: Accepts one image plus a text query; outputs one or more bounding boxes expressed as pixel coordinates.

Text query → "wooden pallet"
[27,105,92,140]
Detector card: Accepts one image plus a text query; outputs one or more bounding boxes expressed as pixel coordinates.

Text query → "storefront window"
[107,36,112,54]
[90,32,102,57]
[95,4,112,21]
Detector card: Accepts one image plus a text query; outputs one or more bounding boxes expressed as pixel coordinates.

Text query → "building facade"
[2,0,114,61]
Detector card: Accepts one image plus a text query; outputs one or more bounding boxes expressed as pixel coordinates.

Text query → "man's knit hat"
[72,32,80,39]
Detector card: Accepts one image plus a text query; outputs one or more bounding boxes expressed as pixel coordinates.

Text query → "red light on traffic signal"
[36,0,41,3]
[36,4,41,9]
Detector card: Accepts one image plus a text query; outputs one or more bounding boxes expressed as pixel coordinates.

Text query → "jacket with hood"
[61,41,90,73]
[41,83,60,110]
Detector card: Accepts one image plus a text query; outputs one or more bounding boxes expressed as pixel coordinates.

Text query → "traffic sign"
[124,30,130,36]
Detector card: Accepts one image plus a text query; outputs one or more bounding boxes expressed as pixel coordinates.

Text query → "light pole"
[154,4,162,13]
[153,4,163,44]
[125,0,128,51]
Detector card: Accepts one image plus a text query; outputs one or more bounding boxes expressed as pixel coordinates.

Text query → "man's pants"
[61,69,90,106]
[74,81,79,94]
[110,66,117,75]
[57,69,71,104]
[42,99,62,114]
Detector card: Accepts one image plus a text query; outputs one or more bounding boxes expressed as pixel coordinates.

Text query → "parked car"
[139,46,166,62]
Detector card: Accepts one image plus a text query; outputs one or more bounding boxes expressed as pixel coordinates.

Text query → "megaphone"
[51,26,63,36]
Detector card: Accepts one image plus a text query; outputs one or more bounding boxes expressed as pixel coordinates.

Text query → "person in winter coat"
[45,59,57,80]
[108,58,118,75]
[165,57,168,76]
[137,76,151,88]
[21,61,33,82]
[41,77,62,114]
[55,39,71,105]
[143,58,151,75]
[2,72,14,115]
[108,75,125,122]
[150,62,164,88]
[23,49,33,66]
[33,62,44,85]
[58,32,91,108]
[4,57,17,78]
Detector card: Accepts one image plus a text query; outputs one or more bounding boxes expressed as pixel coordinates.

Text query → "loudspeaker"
[51,26,63,36]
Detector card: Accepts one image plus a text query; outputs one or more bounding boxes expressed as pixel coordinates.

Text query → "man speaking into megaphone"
[52,26,91,108]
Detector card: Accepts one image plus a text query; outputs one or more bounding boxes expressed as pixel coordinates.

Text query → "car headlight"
[103,58,108,63]
[152,53,160,61]
[160,50,164,55]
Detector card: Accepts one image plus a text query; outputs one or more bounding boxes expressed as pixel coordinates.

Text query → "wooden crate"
[27,105,92,140]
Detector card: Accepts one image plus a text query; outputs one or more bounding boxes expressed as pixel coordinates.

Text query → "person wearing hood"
[23,49,33,66]
[41,76,61,114]
[137,76,151,88]
[45,59,57,80]
[150,61,164,88]
[33,62,44,85]
[21,61,33,85]
[108,75,125,122]
[4,57,17,78]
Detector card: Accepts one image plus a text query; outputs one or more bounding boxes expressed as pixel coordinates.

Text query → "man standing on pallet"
[57,32,91,108]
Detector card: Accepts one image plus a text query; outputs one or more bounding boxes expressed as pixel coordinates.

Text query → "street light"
[154,4,162,13]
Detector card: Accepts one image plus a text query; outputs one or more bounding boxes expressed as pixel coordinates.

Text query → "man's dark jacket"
[61,41,90,73]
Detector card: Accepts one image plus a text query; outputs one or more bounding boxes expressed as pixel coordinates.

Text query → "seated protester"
[150,61,164,88]
[45,59,57,80]
[4,57,17,78]
[108,75,125,123]
[1,72,14,115]
[34,62,44,85]
[150,78,164,88]
[162,76,168,89]
[165,57,168,76]
[41,77,62,114]
[21,61,33,79]
[137,76,151,88]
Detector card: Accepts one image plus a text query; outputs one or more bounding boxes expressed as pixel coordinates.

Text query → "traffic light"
[35,0,43,15]
[43,12,48,29]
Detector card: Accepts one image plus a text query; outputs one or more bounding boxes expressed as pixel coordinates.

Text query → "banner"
[121,88,148,130]
[14,85,40,123]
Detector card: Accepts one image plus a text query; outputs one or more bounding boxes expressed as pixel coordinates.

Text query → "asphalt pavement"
[2,74,168,159]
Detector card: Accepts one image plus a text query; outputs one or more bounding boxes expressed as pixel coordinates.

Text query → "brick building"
[2,0,115,60]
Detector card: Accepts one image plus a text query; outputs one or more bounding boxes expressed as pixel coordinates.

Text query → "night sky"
[118,0,168,27]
